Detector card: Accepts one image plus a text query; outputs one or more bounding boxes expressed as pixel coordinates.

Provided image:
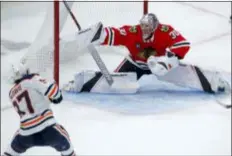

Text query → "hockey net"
[20,1,148,86]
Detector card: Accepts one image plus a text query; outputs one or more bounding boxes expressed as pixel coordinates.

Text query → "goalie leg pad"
[62,70,97,93]
[157,64,231,94]
[63,71,139,94]
[109,73,139,94]
[89,72,139,94]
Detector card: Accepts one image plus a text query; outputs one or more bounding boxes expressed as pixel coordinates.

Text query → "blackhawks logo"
[160,25,169,32]
[137,47,157,59]
[129,26,137,33]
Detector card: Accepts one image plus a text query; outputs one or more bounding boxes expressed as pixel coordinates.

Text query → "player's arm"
[166,25,190,59]
[147,25,190,76]
[101,25,132,46]
[72,22,130,49]
[31,75,63,104]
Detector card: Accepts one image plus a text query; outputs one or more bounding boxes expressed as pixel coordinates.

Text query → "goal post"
[22,1,149,86]
[144,0,148,14]
[54,1,60,85]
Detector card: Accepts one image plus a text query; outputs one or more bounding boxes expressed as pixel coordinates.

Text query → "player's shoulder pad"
[15,73,39,84]
[25,74,51,90]
[119,25,139,36]
[128,25,138,33]
[14,74,40,90]
[158,24,174,33]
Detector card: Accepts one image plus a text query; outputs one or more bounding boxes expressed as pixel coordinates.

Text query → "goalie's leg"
[114,58,152,80]
[157,64,231,94]
[63,70,139,94]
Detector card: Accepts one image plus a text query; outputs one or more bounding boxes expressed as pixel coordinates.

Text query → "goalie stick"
[88,43,114,86]
[62,0,114,86]
[214,92,231,109]
[213,72,231,109]
[216,100,231,109]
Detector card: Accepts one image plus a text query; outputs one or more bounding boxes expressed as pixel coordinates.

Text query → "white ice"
[1,2,231,155]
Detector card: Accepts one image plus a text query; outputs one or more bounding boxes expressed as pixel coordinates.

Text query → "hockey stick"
[62,0,114,86]
[88,44,114,85]
[62,0,81,30]
[216,101,231,109]
[214,92,231,109]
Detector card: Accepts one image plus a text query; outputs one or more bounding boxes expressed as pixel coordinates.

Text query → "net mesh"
[20,2,145,83]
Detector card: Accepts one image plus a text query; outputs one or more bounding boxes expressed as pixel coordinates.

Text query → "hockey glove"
[50,93,63,104]
[147,51,179,76]
[45,82,63,104]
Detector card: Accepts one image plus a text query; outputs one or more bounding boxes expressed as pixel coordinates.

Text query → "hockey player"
[64,13,230,94]
[4,63,75,156]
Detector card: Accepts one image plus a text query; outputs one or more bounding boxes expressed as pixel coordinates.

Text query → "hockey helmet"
[9,63,30,83]
[139,13,159,40]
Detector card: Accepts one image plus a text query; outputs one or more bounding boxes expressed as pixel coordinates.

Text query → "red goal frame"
[53,0,148,85]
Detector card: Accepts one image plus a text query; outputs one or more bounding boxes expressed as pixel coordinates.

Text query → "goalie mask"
[139,13,159,40]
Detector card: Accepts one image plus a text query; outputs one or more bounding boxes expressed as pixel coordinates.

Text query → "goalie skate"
[211,72,231,93]
[211,72,231,108]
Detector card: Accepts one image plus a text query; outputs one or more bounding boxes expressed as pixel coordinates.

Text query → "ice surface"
[1,2,231,155]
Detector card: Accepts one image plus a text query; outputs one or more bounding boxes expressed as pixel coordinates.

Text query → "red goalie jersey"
[102,24,190,63]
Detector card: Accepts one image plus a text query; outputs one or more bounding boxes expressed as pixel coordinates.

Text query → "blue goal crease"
[62,73,231,115]
[62,89,213,115]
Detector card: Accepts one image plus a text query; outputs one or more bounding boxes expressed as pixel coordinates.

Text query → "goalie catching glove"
[75,22,105,50]
[147,51,180,76]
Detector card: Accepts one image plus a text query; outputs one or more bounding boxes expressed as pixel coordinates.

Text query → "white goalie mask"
[9,63,30,83]
[139,13,159,40]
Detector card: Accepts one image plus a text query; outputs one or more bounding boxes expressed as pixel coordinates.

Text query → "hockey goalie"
[62,13,231,96]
